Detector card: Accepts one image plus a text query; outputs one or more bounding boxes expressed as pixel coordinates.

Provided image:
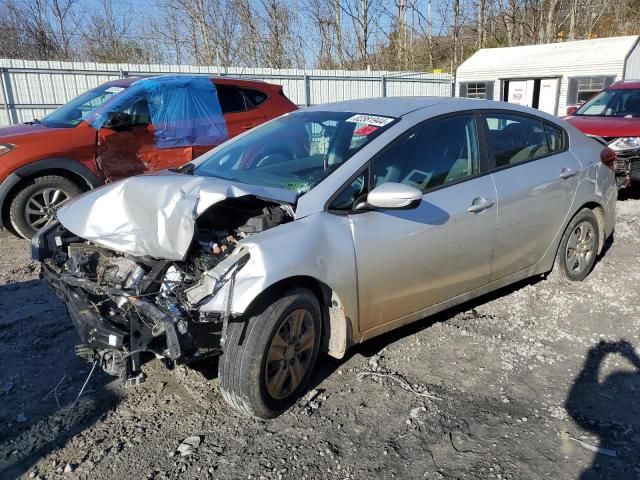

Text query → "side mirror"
[358,182,423,210]
[103,111,133,131]
[566,106,578,116]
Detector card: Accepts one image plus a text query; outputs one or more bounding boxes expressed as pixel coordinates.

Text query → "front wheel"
[218,288,321,419]
[553,208,600,282]
[9,175,82,239]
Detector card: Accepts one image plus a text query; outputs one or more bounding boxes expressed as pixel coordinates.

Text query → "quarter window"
[484,113,562,167]
[371,114,480,192]
[242,88,268,107]
[544,123,565,154]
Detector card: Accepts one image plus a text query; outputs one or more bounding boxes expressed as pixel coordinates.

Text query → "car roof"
[304,96,519,117]
[609,80,640,90]
[121,75,276,90]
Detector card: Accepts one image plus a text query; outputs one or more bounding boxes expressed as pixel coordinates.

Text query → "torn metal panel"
[197,212,359,326]
[56,172,297,260]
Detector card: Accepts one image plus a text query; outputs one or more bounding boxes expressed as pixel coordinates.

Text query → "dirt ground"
[1,196,639,480]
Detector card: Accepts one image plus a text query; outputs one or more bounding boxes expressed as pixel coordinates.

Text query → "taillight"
[600,147,617,171]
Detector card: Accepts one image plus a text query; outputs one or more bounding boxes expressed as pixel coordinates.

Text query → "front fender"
[200,212,360,333]
[0,157,102,229]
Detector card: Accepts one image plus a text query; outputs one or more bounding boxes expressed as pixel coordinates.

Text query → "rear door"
[215,84,266,138]
[337,113,498,333]
[482,111,580,280]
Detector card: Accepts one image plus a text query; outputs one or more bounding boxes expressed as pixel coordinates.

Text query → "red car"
[0,76,297,238]
[565,80,640,188]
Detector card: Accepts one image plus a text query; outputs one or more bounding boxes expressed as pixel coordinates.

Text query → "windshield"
[193,111,397,194]
[575,88,640,117]
[41,84,127,128]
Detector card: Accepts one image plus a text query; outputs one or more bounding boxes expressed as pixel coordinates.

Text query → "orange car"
[0,76,297,238]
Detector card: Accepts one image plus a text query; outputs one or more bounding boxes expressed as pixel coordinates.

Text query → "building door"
[503,78,559,115]
[506,80,535,107]
[537,79,559,115]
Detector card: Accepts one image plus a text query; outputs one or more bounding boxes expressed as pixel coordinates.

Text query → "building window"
[567,76,615,106]
[467,83,487,99]
[577,77,608,103]
[459,81,494,100]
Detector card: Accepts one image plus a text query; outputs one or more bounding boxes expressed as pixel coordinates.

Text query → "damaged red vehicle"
[565,80,640,188]
[0,75,297,239]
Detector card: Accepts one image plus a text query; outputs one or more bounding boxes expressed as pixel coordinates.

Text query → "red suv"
[0,76,297,238]
[565,80,640,188]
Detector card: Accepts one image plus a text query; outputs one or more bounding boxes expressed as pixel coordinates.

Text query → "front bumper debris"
[615,149,640,188]
[34,193,287,386]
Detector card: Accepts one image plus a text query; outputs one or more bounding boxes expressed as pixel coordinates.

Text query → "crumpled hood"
[57,172,297,260]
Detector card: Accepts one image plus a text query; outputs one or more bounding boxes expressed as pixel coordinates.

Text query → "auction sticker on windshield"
[346,114,395,127]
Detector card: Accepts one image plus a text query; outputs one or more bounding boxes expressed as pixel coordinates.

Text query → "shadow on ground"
[0,279,122,479]
[565,340,640,480]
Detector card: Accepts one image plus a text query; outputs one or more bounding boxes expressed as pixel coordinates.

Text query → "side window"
[544,123,566,154]
[242,88,268,107]
[111,92,150,126]
[484,113,549,167]
[217,86,247,113]
[371,114,480,192]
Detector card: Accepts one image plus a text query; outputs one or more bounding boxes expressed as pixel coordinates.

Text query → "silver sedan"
[34,97,617,419]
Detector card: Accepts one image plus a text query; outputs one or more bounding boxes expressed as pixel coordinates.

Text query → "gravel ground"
[1,197,639,480]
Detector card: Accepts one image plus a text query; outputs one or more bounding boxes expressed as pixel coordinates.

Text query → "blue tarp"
[88,76,229,148]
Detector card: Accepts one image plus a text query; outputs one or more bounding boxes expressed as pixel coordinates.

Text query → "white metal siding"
[624,39,640,79]
[455,36,639,115]
[0,59,452,126]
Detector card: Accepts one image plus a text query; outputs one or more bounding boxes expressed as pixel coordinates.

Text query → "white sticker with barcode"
[345,114,394,127]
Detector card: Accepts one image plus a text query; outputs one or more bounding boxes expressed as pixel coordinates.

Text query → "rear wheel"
[9,175,82,239]
[552,208,600,282]
[218,288,321,419]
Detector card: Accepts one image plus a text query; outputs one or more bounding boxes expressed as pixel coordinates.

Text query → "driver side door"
[96,92,199,182]
[342,113,499,335]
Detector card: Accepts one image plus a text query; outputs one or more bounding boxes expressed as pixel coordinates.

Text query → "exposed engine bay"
[36,196,293,385]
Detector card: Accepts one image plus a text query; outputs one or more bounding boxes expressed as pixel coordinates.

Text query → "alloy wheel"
[565,220,596,276]
[24,187,71,230]
[264,308,316,400]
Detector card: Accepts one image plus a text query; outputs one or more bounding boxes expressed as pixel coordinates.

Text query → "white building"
[455,36,640,116]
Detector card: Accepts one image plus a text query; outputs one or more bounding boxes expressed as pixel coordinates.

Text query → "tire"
[552,208,600,282]
[9,175,82,239]
[219,288,322,419]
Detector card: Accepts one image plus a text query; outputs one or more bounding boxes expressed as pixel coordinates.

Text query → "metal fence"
[0,59,453,126]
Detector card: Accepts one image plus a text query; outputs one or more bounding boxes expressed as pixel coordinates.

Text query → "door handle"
[559,167,577,179]
[467,197,495,213]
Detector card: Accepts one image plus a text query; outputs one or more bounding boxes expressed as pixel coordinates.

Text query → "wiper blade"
[172,163,195,175]
[23,118,42,125]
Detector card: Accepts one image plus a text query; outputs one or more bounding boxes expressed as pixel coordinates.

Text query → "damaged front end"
[34,195,292,386]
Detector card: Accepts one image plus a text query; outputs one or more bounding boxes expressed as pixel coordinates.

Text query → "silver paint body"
[58,97,617,352]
